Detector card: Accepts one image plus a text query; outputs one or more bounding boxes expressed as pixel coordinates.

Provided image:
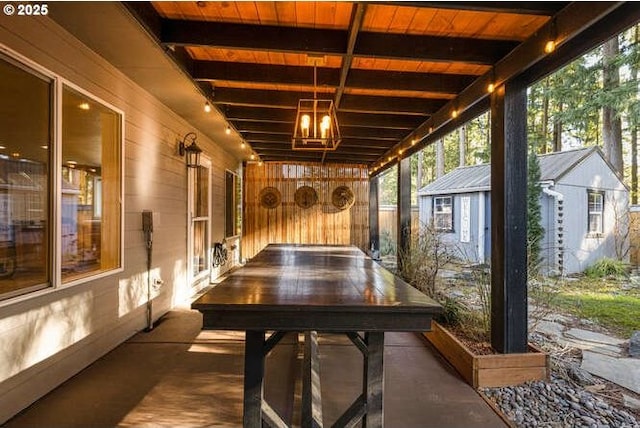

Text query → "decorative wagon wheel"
[259,187,281,209]
[294,185,318,209]
[331,186,355,210]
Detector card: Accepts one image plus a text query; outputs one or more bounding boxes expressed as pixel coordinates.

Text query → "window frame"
[586,189,604,237]
[433,195,454,233]
[57,80,124,288]
[0,44,124,304]
[225,169,242,239]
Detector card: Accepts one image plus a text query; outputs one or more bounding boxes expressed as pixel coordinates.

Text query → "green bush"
[583,258,628,278]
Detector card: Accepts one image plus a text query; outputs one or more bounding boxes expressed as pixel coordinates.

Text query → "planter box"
[423,321,549,388]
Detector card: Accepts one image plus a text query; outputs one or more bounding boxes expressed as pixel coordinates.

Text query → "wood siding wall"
[0,15,239,423]
[243,162,369,259]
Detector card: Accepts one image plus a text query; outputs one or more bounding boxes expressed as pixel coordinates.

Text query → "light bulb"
[487,82,495,93]
[544,40,556,54]
[250,154,255,160]
[301,114,311,138]
[241,142,246,149]
[451,109,458,119]
[320,115,330,139]
[225,125,231,135]
[204,102,211,113]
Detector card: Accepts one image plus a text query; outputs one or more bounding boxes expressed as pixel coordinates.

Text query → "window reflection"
[0,54,51,298]
[61,86,121,282]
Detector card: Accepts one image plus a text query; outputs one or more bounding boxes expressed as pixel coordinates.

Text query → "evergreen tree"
[527,152,544,275]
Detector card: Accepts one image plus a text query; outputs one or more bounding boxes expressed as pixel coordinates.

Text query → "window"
[61,85,121,282]
[225,170,241,238]
[189,159,211,278]
[587,190,604,235]
[0,53,52,298]
[433,196,453,232]
[0,50,122,300]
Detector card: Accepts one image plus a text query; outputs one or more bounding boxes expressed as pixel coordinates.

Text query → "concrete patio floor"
[5,308,506,427]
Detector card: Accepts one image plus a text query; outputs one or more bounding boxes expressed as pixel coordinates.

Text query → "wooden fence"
[243,162,369,259]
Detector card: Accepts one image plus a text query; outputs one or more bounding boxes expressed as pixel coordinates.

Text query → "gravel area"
[481,375,639,428]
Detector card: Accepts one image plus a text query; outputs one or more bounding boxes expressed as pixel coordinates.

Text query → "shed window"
[434,196,453,232]
[587,191,604,235]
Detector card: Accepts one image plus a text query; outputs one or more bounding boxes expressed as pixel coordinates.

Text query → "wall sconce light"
[178,132,203,168]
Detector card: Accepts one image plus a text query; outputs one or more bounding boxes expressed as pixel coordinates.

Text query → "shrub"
[584,258,628,278]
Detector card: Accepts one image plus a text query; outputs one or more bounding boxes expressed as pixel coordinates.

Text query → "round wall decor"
[259,187,281,209]
[332,185,355,210]
[294,186,318,209]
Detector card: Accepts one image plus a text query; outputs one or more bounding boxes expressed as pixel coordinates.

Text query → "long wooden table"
[192,244,442,427]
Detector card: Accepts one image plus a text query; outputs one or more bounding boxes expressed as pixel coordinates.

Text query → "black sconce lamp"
[178,132,202,168]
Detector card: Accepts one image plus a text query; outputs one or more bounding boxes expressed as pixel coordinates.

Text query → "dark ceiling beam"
[368,2,568,16]
[340,94,448,115]
[354,32,518,64]
[214,87,445,115]
[244,134,397,150]
[250,143,385,156]
[257,150,379,161]
[225,106,424,129]
[193,61,474,94]
[193,61,339,86]
[336,3,367,108]
[338,112,426,129]
[233,121,406,140]
[347,69,475,93]
[162,19,348,54]
[160,19,518,65]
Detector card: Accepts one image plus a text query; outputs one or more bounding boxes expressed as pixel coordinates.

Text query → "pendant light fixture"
[292,55,341,151]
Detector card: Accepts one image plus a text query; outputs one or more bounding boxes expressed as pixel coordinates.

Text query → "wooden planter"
[423,321,549,388]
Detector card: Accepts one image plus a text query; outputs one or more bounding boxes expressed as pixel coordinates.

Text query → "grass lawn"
[548,277,640,338]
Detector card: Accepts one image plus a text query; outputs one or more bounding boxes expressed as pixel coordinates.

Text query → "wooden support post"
[244,330,266,426]
[302,331,323,428]
[397,156,411,271]
[369,176,380,259]
[490,80,528,354]
[363,332,384,428]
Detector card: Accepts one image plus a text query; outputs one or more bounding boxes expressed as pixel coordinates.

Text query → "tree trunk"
[459,125,466,167]
[417,150,424,190]
[436,139,445,178]
[553,102,562,152]
[603,36,624,175]
[541,78,550,154]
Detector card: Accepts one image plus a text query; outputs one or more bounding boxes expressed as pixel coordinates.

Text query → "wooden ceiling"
[126,1,570,165]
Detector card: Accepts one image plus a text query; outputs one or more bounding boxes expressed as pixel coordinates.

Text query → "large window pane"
[0,54,52,298]
[61,86,121,282]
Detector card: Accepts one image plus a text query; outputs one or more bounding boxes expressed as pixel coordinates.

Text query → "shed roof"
[418,146,601,196]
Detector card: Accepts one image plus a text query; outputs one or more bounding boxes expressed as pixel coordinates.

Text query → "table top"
[192,244,442,332]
